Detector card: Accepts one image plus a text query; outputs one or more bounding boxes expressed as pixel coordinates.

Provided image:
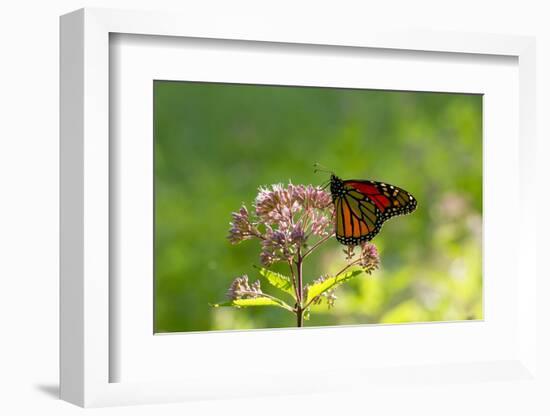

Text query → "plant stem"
[296,248,304,327]
[294,231,335,327]
[301,232,334,260]
[297,308,303,327]
[287,259,299,304]
[334,258,361,278]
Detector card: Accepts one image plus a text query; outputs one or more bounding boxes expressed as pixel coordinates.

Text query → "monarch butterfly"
[329,174,417,246]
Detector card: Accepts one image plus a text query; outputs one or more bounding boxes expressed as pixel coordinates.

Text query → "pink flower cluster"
[228,183,334,266]
[359,243,380,274]
[226,275,263,300]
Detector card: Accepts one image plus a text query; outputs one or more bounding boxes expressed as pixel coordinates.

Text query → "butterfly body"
[330,174,417,246]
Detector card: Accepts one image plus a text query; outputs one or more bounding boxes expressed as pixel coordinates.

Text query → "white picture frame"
[60,7,538,408]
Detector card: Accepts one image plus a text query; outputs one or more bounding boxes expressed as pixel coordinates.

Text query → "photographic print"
[154,81,482,333]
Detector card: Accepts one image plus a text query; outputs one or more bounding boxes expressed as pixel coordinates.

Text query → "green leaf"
[306,270,363,305]
[210,296,294,312]
[256,267,296,299]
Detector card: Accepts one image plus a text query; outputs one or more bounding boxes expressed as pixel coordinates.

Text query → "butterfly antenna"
[313,162,334,175]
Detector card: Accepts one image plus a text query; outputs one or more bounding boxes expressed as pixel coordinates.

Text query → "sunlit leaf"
[256,267,296,299]
[210,296,294,312]
[306,270,363,305]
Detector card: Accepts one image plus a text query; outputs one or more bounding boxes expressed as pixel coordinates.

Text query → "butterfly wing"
[334,190,382,245]
[343,179,417,222]
[333,177,417,246]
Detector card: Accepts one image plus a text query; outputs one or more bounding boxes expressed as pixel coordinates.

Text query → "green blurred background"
[154,81,482,333]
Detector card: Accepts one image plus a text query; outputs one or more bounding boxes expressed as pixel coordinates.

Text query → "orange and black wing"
[334,192,382,246]
[343,180,417,223]
[332,176,417,246]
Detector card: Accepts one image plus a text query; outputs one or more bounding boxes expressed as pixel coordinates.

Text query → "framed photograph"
[60,8,538,408]
[152,80,480,334]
